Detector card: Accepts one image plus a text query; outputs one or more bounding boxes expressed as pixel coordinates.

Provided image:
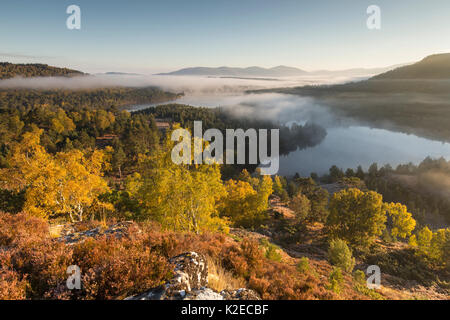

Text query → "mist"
[0,71,359,128]
[0,73,362,94]
[193,93,339,127]
[0,71,370,129]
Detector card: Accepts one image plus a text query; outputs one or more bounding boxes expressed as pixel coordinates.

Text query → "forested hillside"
[372,53,450,80]
[0,87,181,112]
[0,62,84,79]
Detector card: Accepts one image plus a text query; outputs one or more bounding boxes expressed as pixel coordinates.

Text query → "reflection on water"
[129,93,450,177]
[279,126,450,176]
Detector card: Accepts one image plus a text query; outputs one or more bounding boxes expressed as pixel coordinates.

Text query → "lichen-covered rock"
[169,252,208,291]
[128,252,209,300]
[57,221,136,244]
[220,288,261,300]
[126,252,261,300]
[185,288,224,300]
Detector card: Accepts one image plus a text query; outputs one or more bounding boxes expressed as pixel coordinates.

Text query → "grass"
[48,224,63,238]
[205,256,246,292]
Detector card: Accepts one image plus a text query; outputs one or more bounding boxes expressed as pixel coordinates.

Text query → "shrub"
[295,178,329,223]
[353,270,366,286]
[289,193,310,223]
[260,238,282,262]
[0,211,49,247]
[296,257,310,273]
[414,227,449,266]
[353,271,385,300]
[0,258,28,300]
[328,238,355,273]
[381,228,393,243]
[219,177,271,228]
[0,213,172,299]
[71,236,171,299]
[328,267,344,294]
[327,188,386,246]
[0,271,28,299]
[385,202,416,239]
[360,245,437,286]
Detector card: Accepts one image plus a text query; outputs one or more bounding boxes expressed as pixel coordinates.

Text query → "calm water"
[278,126,450,176]
[130,93,450,176]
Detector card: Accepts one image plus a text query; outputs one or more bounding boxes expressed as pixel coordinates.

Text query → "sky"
[1,0,450,74]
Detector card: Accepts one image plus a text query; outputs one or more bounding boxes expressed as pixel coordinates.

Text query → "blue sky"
[1,0,450,73]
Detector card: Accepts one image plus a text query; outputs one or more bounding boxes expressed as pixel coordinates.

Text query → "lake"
[130,93,450,176]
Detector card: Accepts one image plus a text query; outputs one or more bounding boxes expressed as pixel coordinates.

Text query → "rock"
[57,221,136,244]
[185,288,224,300]
[128,252,208,300]
[126,252,261,300]
[169,252,209,292]
[220,288,261,300]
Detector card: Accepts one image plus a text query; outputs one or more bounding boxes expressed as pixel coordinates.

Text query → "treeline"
[0,105,161,175]
[0,87,181,112]
[259,79,450,96]
[0,125,273,231]
[0,62,84,79]
[316,158,450,227]
[0,88,181,172]
[0,101,278,227]
[137,104,327,156]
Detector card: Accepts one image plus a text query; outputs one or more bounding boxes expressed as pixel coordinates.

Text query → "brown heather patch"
[0,213,383,300]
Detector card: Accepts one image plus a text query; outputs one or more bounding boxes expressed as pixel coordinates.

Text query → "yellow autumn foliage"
[0,128,110,221]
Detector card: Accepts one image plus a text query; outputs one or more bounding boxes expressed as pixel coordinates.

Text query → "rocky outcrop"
[57,221,136,244]
[127,252,260,300]
[220,288,261,300]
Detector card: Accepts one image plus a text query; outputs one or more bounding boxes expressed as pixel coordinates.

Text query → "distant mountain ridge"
[101,72,143,76]
[371,53,450,80]
[158,64,404,78]
[158,65,308,77]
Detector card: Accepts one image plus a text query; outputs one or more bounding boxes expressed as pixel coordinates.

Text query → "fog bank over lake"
[129,72,450,177]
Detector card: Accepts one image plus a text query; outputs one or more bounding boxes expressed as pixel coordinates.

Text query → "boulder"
[57,221,136,244]
[220,288,261,300]
[129,252,208,300]
[169,252,209,292]
[185,288,224,300]
[127,252,260,300]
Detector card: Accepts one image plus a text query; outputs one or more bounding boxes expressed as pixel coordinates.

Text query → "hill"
[158,64,404,78]
[371,53,450,80]
[158,65,308,77]
[0,62,84,79]
[100,72,143,76]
